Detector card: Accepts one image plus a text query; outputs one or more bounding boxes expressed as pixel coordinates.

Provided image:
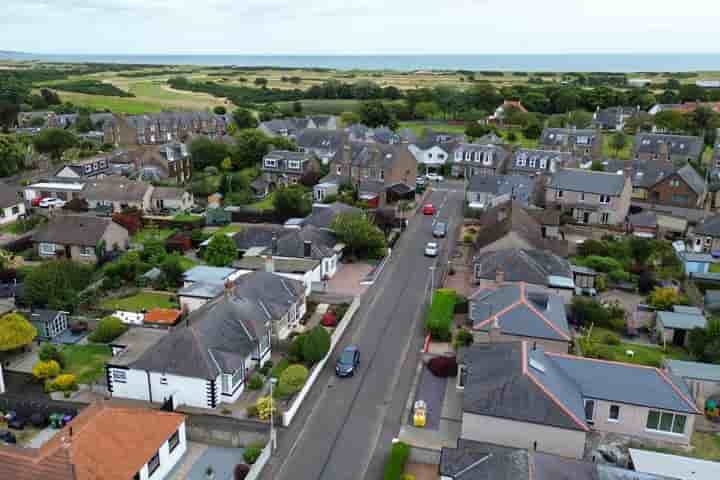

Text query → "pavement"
[261,182,465,480]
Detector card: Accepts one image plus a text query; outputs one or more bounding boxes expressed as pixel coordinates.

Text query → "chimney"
[264,255,275,273]
[495,269,504,284]
[303,240,312,258]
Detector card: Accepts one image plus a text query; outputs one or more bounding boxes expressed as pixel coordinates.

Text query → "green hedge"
[383,442,410,480]
[424,289,457,341]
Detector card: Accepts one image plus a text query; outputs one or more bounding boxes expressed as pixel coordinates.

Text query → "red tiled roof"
[144,308,182,325]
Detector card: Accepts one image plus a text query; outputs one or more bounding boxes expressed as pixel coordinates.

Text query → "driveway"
[323,262,374,297]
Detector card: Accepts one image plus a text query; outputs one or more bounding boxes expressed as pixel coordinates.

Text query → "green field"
[100,292,178,312]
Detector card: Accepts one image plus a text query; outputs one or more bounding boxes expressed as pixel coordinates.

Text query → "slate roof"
[151,186,187,201]
[262,150,315,173]
[346,142,411,169]
[469,283,571,342]
[693,214,720,237]
[656,309,707,331]
[602,159,676,189]
[32,215,122,247]
[509,149,573,175]
[270,225,337,260]
[540,128,598,146]
[183,266,236,285]
[233,256,320,274]
[232,225,284,251]
[453,143,508,168]
[592,106,639,130]
[0,183,22,209]
[634,133,704,158]
[548,168,626,196]
[177,281,225,300]
[704,289,720,310]
[473,249,573,287]
[295,129,345,151]
[673,164,707,195]
[467,175,535,205]
[629,211,658,229]
[667,359,720,382]
[303,202,363,229]
[29,309,62,325]
[83,178,151,203]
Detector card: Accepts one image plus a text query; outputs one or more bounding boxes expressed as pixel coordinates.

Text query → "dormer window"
[264,158,277,168]
[539,158,547,169]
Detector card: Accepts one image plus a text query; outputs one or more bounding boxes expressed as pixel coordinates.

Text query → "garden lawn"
[100,292,178,312]
[205,224,243,236]
[601,134,635,160]
[399,121,467,136]
[248,192,276,211]
[131,227,176,244]
[710,263,720,273]
[588,327,691,367]
[60,344,112,384]
[172,213,204,223]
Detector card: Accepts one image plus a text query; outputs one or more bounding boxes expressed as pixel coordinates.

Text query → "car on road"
[425,173,444,182]
[425,241,439,257]
[416,176,426,186]
[336,345,360,377]
[39,198,66,209]
[422,204,436,215]
[433,222,447,238]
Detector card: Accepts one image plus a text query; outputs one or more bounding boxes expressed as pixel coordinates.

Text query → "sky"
[1,0,719,55]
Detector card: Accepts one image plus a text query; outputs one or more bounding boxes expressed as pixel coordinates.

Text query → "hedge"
[88,316,128,343]
[424,289,457,341]
[383,441,410,480]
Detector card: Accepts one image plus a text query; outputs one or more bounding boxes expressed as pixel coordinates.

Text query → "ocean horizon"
[4,52,720,73]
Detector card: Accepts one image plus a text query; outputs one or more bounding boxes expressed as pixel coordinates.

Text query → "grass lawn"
[399,121,467,136]
[710,263,720,273]
[172,213,204,223]
[587,327,691,367]
[205,224,243,236]
[248,192,276,211]
[601,134,635,160]
[131,227,176,244]
[100,292,178,312]
[60,344,112,384]
[499,128,539,149]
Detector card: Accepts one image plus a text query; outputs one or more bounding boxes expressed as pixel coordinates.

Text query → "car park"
[425,241,439,257]
[433,222,447,238]
[336,345,360,377]
[423,204,436,215]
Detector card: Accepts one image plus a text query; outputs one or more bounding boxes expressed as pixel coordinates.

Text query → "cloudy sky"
[1,0,718,54]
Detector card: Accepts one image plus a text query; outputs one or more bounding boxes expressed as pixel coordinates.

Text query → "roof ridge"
[655,368,701,413]
[545,351,659,370]
[521,292,571,341]
[473,296,523,330]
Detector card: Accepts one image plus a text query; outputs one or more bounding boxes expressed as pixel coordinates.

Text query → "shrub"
[401,475,416,480]
[48,374,77,392]
[245,405,258,418]
[427,356,458,378]
[0,313,37,351]
[321,311,338,327]
[580,255,624,274]
[255,396,275,421]
[243,445,263,464]
[277,364,309,398]
[383,441,410,480]
[259,360,274,376]
[603,332,621,346]
[38,343,65,368]
[424,289,457,341]
[302,326,331,365]
[571,297,625,332]
[247,374,264,391]
[89,316,128,343]
[648,287,683,311]
[463,233,473,243]
[270,358,290,378]
[32,360,60,381]
[453,329,474,349]
[234,464,250,480]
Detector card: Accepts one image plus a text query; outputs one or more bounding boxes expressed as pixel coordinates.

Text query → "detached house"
[466,174,535,209]
[634,133,704,164]
[83,178,154,213]
[540,128,602,159]
[32,216,129,263]
[329,142,417,195]
[151,187,194,212]
[451,143,509,178]
[458,342,700,459]
[296,129,346,165]
[546,169,631,225]
[591,106,640,131]
[646,164,706,209]
[131,142,193,183]
[408,131,463,174]
[0,184,25,226]
[261,150,320,188]
[507,149,573,178]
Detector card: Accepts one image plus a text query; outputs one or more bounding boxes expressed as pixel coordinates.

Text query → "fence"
[281,295,361,426]
[0,395,83,420]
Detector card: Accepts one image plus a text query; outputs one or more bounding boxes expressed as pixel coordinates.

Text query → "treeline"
[50,80,135,98]
[167,76,304,104]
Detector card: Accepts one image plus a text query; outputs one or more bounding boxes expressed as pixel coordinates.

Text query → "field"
[398,121,467,136]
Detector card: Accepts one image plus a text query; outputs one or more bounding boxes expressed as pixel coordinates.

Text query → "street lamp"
[269,377,278,452]
[429,266,436,305]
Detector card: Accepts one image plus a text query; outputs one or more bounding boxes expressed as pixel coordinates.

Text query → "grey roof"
[629,211,658,229]
[177,282,225,299]
[473,249,572,287]
[675,164,706,195]
[704,289,720,309]
[259,117,310,136]
[358,180,386,194]
[121,111,230,130]
[83,178,151,202]
[540,128,598,146]
[295,129,345,151]
[509,149,573,175]
[453,143,508,169]
[151,186,187,201]
[634,133,704,158]
[694,214,720,237]
[32,215,123,247]
[232,271,304,319]
[270,225,337,260]
[183,266,237,285]
[467,175,535,205]
[233,256,320,274]
[303,202,362,229]
[592,106,639,129]
[232,225,285,251]
[262,150,315,173]
[548,169,626,196]
[346,142,411,169]
[667,359,720,382]
[0,183,22,209]
[656,310,707,331]
[29,309,62,325]
[602,159,676,189]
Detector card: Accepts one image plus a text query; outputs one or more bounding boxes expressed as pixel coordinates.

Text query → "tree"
[273,185,312,218]
[40,88,61,106]
[465,122,491,139]
[0,135,25,177]
[88,316,128,343]
[23,260,93,311]
[277,364,309,396]
[232,108,258,130]
[331,212,387,258]
[141,236,167,265]
[33,128,77,161]
[74,113,93,133]
[161,253,185,287]
[189,136,230,170]
[205,233,238,267]
[213,105,227,115]
[0,77,30,131]
[414,101,440,120]
[566,109,592,128]
[358,100,397,129]
[522,122,543,140]
[340,111,360,126]
[611,131,627,154]
[590,160,605,171]
[0,313,37,351]
[302,326,331,365]
[654,110,687,133]
[231,130,272,169]
[292,101,303,115]
[32,360,60,381]
[254,77,268,88]
[648,287,683,311]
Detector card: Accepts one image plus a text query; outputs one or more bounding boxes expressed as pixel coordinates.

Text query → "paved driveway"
[324,262,374,297]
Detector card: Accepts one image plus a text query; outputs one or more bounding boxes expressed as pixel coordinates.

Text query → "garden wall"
[184,413,268,447]
[246,442,272,480]
[282,295,361,426]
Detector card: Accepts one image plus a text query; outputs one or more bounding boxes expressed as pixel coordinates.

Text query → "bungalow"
[408,137,458,175]
[234,255,320,297]
[466,174,535,210]
[182,265,241,288]
[302,202,363,231]
[0,401,187,480]
[261,150,320,188]
[666,359,720,410]
[32,215,129,263]
[634,133,704,164]
[0,184,26,225]
[83,178,154,213]
[458,342,700,459]
[539,128,602,159]
[150,186,194,212]
[258,116,336,138]
[468,283,572,353]
[29,309,69,340]
[628,211,659,239]
[271,225,343,280]
[655,306,707,348]
[23,180,85,204]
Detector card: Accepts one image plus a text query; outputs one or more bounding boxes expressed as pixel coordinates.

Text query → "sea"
[3,52,720,72]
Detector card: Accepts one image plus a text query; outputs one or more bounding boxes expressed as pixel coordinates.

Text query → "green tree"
[74,113,93,133]
[0,313,37,351]
[302,326,331,365]
[331,212,387,258]
[232,108,259,130]
[205,233,238,267]
[654,110,687,133]
[0,77,30,131]
[414,101,440,120]
[88,316,128,343]
[358,100,397,129]
[566,109,592,128]
[277,364,309,397]
[0,134,25,177]
[590,160,605,171]
[23,260,93,311]
[213,105,227,115]
[189,136,230,170]
[340,111,360,126]
[465,122,491,139]
[161,253,185,287]
[231,130,272,169]
[611,131,627,154]
[254,77,268,88]
[33,128,78,161]
[272,185,311,218]
[648,287,683,311]
[522,122,543,140]
[292,101,303,115]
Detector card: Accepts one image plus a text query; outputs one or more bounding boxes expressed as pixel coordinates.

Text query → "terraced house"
[507,149,574,178]
[330,142,417,192]
[539,128,602,159]
[104,112,232,147]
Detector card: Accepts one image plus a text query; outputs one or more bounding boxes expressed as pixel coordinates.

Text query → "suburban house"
[408,133,461,174]
[634,133,704,164]
[29,309,69,340]
[83,178,154,213]
[234,256,320,297]
[131,142,193,183]
[0,184,25,225]
[104,112,231,146]
[302,202,363,230]
[466,174,535,209]
[539,128,602,159]
[472,248,588,301]
[329,142,417,193]
[546,169,632,225]
[591,106,640,131]
[646,164,707,209]
[261,150,320,187]
[655,305,707,348]
[451,143,509,178]
[0,401,187,480]
[32,215,129,263]
[55,155,111,179]
[602,159,677,201]
[150,186,194,212]
[688,214,720,253]
[22,179,85,205]
[487,100,527,125]
[271,225,342,281]
[507,149,573,178]
[296,129,346,165]
[108,277,295,408]
[666,359,720,410]
[458,342,700,459]
[232,225,286,255]
[259,116,337,138]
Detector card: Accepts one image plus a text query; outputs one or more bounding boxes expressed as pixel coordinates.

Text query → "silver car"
[425,241,439,257]
[433,222,447,238]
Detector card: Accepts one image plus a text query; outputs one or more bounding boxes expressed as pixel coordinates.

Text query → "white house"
[0,184,26,225]
[408,143,453,174]
[23,180,85,204]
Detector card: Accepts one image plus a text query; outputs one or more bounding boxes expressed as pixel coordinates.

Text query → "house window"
[112,369,127,383]
[539,159,547,169]
[457,365,466,390]
[159,376,168,386]
[148,452,161,477]
[221,374,230,394]
[232,367,244,388]
[609,405,620,422]
[670,179,680,187]
[646,410,687,435]
[601,213,610,224]
[672,194,689,204]
[580,192,585,201]
[584,399,595,424]
[529,158,536,168]
[168,430,180,453]
[600,195,610,204]
[12,206,19,215]
[516,157,526,167]
[556,190,564,199]
[288,160,301,170]
[79,246,94,257]
[264,158,277,168]
[39,242,57,256]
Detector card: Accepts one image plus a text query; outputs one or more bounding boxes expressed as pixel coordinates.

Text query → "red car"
[423,204,436,215]
[31,196,47,207]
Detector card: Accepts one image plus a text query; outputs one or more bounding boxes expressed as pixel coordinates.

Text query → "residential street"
[263,182,465,480]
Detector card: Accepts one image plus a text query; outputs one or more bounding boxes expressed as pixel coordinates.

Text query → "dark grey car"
[335,345,360,377]
[433,222,447,238]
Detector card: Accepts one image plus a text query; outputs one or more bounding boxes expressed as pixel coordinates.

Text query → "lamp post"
[269,377,278,452]
[429,265,436,305]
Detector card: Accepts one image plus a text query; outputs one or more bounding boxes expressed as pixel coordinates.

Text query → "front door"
[583,212,591,224]
[673,329,686,347]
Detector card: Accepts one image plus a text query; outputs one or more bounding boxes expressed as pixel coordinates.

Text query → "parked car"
[336,345,360,377]
[416,176,426,186]
[422,204,436,215]
[31,196,47,207]
[426,173,444,182]
[433,222,447,238]
[39,198,66,209]
[425,241,439,257]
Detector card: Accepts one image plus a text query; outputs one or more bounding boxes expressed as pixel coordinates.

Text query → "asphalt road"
[263,182,465,480]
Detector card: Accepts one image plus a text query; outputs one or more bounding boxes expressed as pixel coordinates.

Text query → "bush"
[245,405,258,418]
[401,475,416,480]
[427,356,458,378]
[243,444,264,464]
[277,364,309,398]
[648,287,683,311]
[424,289,457,341]
[383,441,410,480]
[259,360,274,376]
[321,311,338,327]
[302,326,331,365]
[48,373,77,392]
[453,329,474,349]
[32,360,61,381]
[270,358,290,378]
[603,332,621,346]
[571,297,625,332]
[247,374,264,391]
[234,464,250,480]
[580,255,624,274]
[463,233,473,243]
[255,396,275,421]
[88,316,128,343]
[39,343,65,368]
